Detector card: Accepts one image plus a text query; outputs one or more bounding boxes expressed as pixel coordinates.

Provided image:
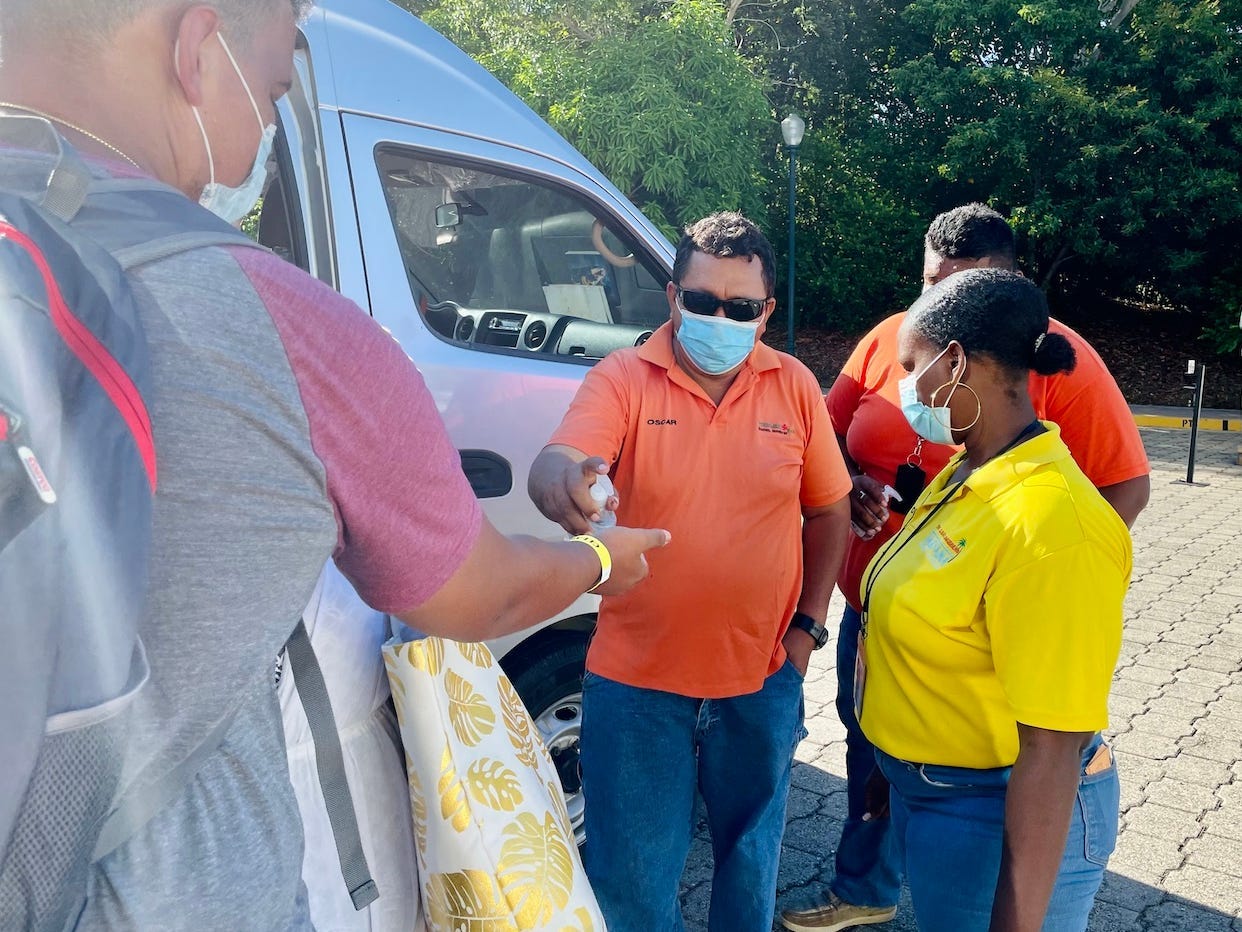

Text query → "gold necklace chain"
[0,101,140,169]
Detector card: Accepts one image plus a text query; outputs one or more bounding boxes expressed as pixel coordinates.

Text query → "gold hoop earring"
[929,380,982,433]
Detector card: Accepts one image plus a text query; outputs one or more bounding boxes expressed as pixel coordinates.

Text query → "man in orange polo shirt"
[781,202,1150,932]
[529,212,852,932]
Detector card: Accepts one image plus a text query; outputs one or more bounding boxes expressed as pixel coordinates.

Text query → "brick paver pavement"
[679,426,1242,931]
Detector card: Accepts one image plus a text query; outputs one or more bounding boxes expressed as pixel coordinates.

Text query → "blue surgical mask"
[898,346,960,445]
[191,33,276,224]
[675,303,761,375]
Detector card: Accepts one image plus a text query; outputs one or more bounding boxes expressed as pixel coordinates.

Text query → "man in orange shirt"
[781,203,1150,932]
[529,212,852,932]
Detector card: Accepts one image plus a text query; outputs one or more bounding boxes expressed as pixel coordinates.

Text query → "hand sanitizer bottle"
[589,474,617,531]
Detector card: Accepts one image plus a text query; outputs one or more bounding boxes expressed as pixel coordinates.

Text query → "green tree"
[731,0,951,326]
[780,128,924,331]
[405,0,772,236]
[401,0,1242,347]
[840,0,1242,337]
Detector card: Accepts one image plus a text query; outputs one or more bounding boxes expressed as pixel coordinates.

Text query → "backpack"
[0,125,159,931]
[0,118,375,929]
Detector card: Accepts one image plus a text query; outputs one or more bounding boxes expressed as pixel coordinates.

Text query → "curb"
[1133,413,1242,431]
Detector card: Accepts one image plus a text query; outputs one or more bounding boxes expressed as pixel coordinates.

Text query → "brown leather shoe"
[780,893,898,931]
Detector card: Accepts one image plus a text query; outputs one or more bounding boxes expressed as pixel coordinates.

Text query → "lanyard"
[860,418,1044,634]
[860,475,966,631]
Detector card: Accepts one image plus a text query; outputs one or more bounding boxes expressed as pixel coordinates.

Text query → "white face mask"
[189,33,276,224]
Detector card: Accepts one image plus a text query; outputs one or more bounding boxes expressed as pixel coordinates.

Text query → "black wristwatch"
[789,611,830,649]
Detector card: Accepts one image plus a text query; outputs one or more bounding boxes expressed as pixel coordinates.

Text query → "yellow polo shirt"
[858,424,1131,769]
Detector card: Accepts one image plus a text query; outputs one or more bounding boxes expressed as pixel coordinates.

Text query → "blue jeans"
[580,661,807,932]
[875,739,1120,932]
[831,604,902,908]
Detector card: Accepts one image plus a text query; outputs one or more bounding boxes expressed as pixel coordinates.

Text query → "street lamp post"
[780,113,805,356]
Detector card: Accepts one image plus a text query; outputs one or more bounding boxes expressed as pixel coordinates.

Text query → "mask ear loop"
[189,107,216,189]
[216,34,266,131]
[175,36,217,191]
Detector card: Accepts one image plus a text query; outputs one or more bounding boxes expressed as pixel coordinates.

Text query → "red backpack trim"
[0,221,157,491]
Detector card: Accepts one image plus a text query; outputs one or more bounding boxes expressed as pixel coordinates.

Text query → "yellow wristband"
[570,534,612,592]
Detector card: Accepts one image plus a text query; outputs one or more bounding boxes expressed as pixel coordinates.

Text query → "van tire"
[503,632,588,847]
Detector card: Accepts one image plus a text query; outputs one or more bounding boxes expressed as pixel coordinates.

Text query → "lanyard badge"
[853,627,868,721]
[889,439,927,516]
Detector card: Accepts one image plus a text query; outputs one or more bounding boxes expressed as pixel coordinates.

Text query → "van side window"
[376,148,669,360]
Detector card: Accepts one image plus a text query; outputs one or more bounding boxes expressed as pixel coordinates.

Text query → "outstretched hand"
[592,525,671,596]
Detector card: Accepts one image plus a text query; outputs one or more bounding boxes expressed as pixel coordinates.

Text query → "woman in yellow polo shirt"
[856,268,1129,932]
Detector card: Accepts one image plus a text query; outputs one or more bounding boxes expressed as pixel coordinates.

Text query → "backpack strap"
[91,709,238,861]
[111,231,265,271]
[70,179,266,270]
[41,155,90,224]
[91,619,382,919]
[284,620,380,910]
[0,114,89,223]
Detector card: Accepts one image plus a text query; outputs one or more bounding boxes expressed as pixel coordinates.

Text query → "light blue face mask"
[674,303,761,375]
[898,345,961,445]
[191,33,276,224]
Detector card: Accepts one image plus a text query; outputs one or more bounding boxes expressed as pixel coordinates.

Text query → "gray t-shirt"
[79,236,482,928]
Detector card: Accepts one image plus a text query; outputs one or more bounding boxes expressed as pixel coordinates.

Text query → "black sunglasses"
[676,288,769,322]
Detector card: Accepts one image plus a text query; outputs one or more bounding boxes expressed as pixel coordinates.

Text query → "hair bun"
[1031,331,1077,376]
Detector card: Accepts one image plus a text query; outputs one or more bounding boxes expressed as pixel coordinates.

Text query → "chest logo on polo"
[646,418,677,426]
[758,420,791,435]
[921,524,966,568]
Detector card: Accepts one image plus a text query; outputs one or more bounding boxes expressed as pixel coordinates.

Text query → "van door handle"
[459,450,513,499]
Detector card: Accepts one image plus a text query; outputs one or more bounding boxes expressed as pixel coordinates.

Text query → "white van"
[259,0,677,839]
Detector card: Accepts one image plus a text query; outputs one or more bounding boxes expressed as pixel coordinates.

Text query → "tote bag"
[383,634,604,932]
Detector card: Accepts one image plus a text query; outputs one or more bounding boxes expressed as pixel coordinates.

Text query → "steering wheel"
[592,219,637,268]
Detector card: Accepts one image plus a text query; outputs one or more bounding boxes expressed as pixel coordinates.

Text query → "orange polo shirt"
[550,323,851,698]
[827,312,1149,609]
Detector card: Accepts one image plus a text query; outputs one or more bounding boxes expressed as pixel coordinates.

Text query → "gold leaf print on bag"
[405,643,427,672]
[425,869,518,932]
[407,755,429,858]
[408,637,446,675]
[446,669,498,746]
[465,758,525,811]
[457,641,495,668]
[497,811,574,928]
[559,906,596,932]
[438,745,471,832]
[423,637,446,675]
[384,651,408,714]
[498,676,540,769]
[547,778,573,840]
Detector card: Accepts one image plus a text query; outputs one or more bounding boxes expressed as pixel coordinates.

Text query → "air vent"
[634,330,653,346]
[524,320,548,349]
[454,316,475,342]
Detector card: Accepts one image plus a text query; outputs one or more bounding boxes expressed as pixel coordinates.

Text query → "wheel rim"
[533,690,585,846]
